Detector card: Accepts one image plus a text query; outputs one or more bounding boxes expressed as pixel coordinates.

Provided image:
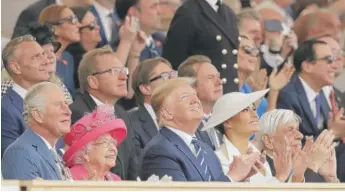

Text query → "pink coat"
[69,164,121,181]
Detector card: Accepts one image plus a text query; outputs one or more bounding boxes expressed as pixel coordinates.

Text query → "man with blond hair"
[1,35,51,156]
[139,78,263,181]
[70,46,135,180]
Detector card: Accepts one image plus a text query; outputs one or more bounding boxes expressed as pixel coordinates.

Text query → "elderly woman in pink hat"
[63,105,127,181]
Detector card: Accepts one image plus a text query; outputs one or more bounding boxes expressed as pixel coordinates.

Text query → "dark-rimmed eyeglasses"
[92,67,129,76]
[79,20,97,31]
[242,45,260,57]
[51,16,79,25]
[149,70,178,82]
[313,55,336,64]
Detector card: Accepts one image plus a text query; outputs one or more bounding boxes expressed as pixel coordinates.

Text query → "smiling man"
[277,39,342,139]
[2,82,72,180]
[70,46,134,180]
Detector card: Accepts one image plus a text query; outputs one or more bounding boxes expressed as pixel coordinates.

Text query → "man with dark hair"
[116,0,163,61]
[277,39,345,140]
[162,0,240,94]
[128,57,177,179]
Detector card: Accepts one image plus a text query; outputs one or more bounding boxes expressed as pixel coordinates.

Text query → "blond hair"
[151,77,195,127]
[236,8,261,31]
[78,45,114,92]
[2,35,36,75]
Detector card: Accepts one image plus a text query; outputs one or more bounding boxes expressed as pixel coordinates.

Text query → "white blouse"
[215,135,280,183]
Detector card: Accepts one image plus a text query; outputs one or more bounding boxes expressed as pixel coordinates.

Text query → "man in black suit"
[69,46,134,180]
[11,0,92,39]
[163,0,240,94]
[177,55,223,150]
[128,57,177,179]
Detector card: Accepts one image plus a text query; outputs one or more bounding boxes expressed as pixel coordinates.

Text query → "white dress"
[215,135,280,183]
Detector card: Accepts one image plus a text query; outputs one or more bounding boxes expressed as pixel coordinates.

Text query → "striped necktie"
[191,137,212,181]
[50,148,72,180]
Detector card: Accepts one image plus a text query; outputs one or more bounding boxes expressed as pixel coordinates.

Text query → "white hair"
[23,82,61,124]
[71,143,93,165]
[256,109,301,151]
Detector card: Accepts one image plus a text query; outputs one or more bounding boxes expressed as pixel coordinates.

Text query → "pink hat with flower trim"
[63,104,127,167]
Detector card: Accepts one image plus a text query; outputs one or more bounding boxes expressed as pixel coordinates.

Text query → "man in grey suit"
[2,82,72,180]
[178,55,223,150]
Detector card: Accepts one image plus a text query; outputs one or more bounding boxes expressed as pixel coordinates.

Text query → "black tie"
[216,0,226,19]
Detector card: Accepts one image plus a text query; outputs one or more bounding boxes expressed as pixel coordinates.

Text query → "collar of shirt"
[93,1,113,16]
[12,83,27,99]
[36,132,53,150]
[93,1,113,41]
[205,0,220,12]
[55,0,62,5]
[144,103,157,121]
[322,85,333,109]
[166,126,195,147]
[299,76,319,104]
[146,36,154,47]
[90,94,105,106]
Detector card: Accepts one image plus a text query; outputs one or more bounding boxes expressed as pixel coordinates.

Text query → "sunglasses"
[79,20,98,31]
[92,67,129,76]
[313,55,336,64]
[149,70,178,82]
[52,16,79,25]
[242,45,260,57]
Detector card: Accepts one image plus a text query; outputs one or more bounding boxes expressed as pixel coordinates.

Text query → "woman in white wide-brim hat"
[202,89,291,183]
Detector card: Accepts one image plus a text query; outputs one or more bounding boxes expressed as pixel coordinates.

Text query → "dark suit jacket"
[2,128,61,180]
[128,105,158,179]
[266,155,325,182]
[139,127,230,181]
[69,91,135,180]
[163,0,239,94]
[334,87,345,110]
[195,122,223,150]
[1,88,27,157]
[11,0,56,39]
[277,76,329,139]
[140,36,163,61]
[89,5,120,48]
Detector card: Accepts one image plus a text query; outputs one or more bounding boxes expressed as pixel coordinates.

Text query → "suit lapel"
[7,88,24,113]
[295,78,319,133]
[197,0,238,48]
[195,122,214,149]
[26,129,61,179]
[81,92,97,112]
[160,127,208,181]
[138,105,158,139]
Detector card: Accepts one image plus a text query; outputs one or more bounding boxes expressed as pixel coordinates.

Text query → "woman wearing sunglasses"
[66,7,102,89]
[39,4,82,99]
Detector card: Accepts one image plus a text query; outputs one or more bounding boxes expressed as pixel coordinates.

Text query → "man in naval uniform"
[162,0,240,93]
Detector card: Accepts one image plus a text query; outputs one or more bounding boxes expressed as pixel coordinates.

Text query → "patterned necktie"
[148,39,160,58]
[50,148,72,180]
[314,94,321,126]
[191,137,212,181]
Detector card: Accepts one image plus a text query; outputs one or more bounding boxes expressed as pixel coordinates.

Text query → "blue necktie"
[148,40,160,58]
[191,137,212,181]
[314,94,321,126]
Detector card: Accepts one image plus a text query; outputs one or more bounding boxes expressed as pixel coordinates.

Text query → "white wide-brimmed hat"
[201,89,270,131]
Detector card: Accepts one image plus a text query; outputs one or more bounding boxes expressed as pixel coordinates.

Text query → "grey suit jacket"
[2,128,61,180]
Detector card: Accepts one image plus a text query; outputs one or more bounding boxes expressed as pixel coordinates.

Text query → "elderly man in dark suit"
[1,35,52,156]
[2,82,72,180]
[163,0,240,94]
[139,78,263,181]
[277,39,345,140]
[128,57,177,179]
[177,55,223,150]
[69,46,135,180]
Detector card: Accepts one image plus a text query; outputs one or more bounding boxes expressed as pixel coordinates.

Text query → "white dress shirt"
[12,83,27,99]
[205,0,221,12]
[166,126,196,153]
[90,94,105,106]
[322,85,332,109]
[144,103,159,129]
[55,0,62,5]
[93,1,114,42]
[299,76,324,129]
[215,135,279,183]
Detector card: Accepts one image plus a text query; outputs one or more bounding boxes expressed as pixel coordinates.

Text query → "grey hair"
[256,109,302,152]
[71,143,93,165]
[23,82,61,124]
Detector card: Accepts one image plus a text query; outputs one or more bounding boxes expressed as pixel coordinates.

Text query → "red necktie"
[330,89,339,115]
